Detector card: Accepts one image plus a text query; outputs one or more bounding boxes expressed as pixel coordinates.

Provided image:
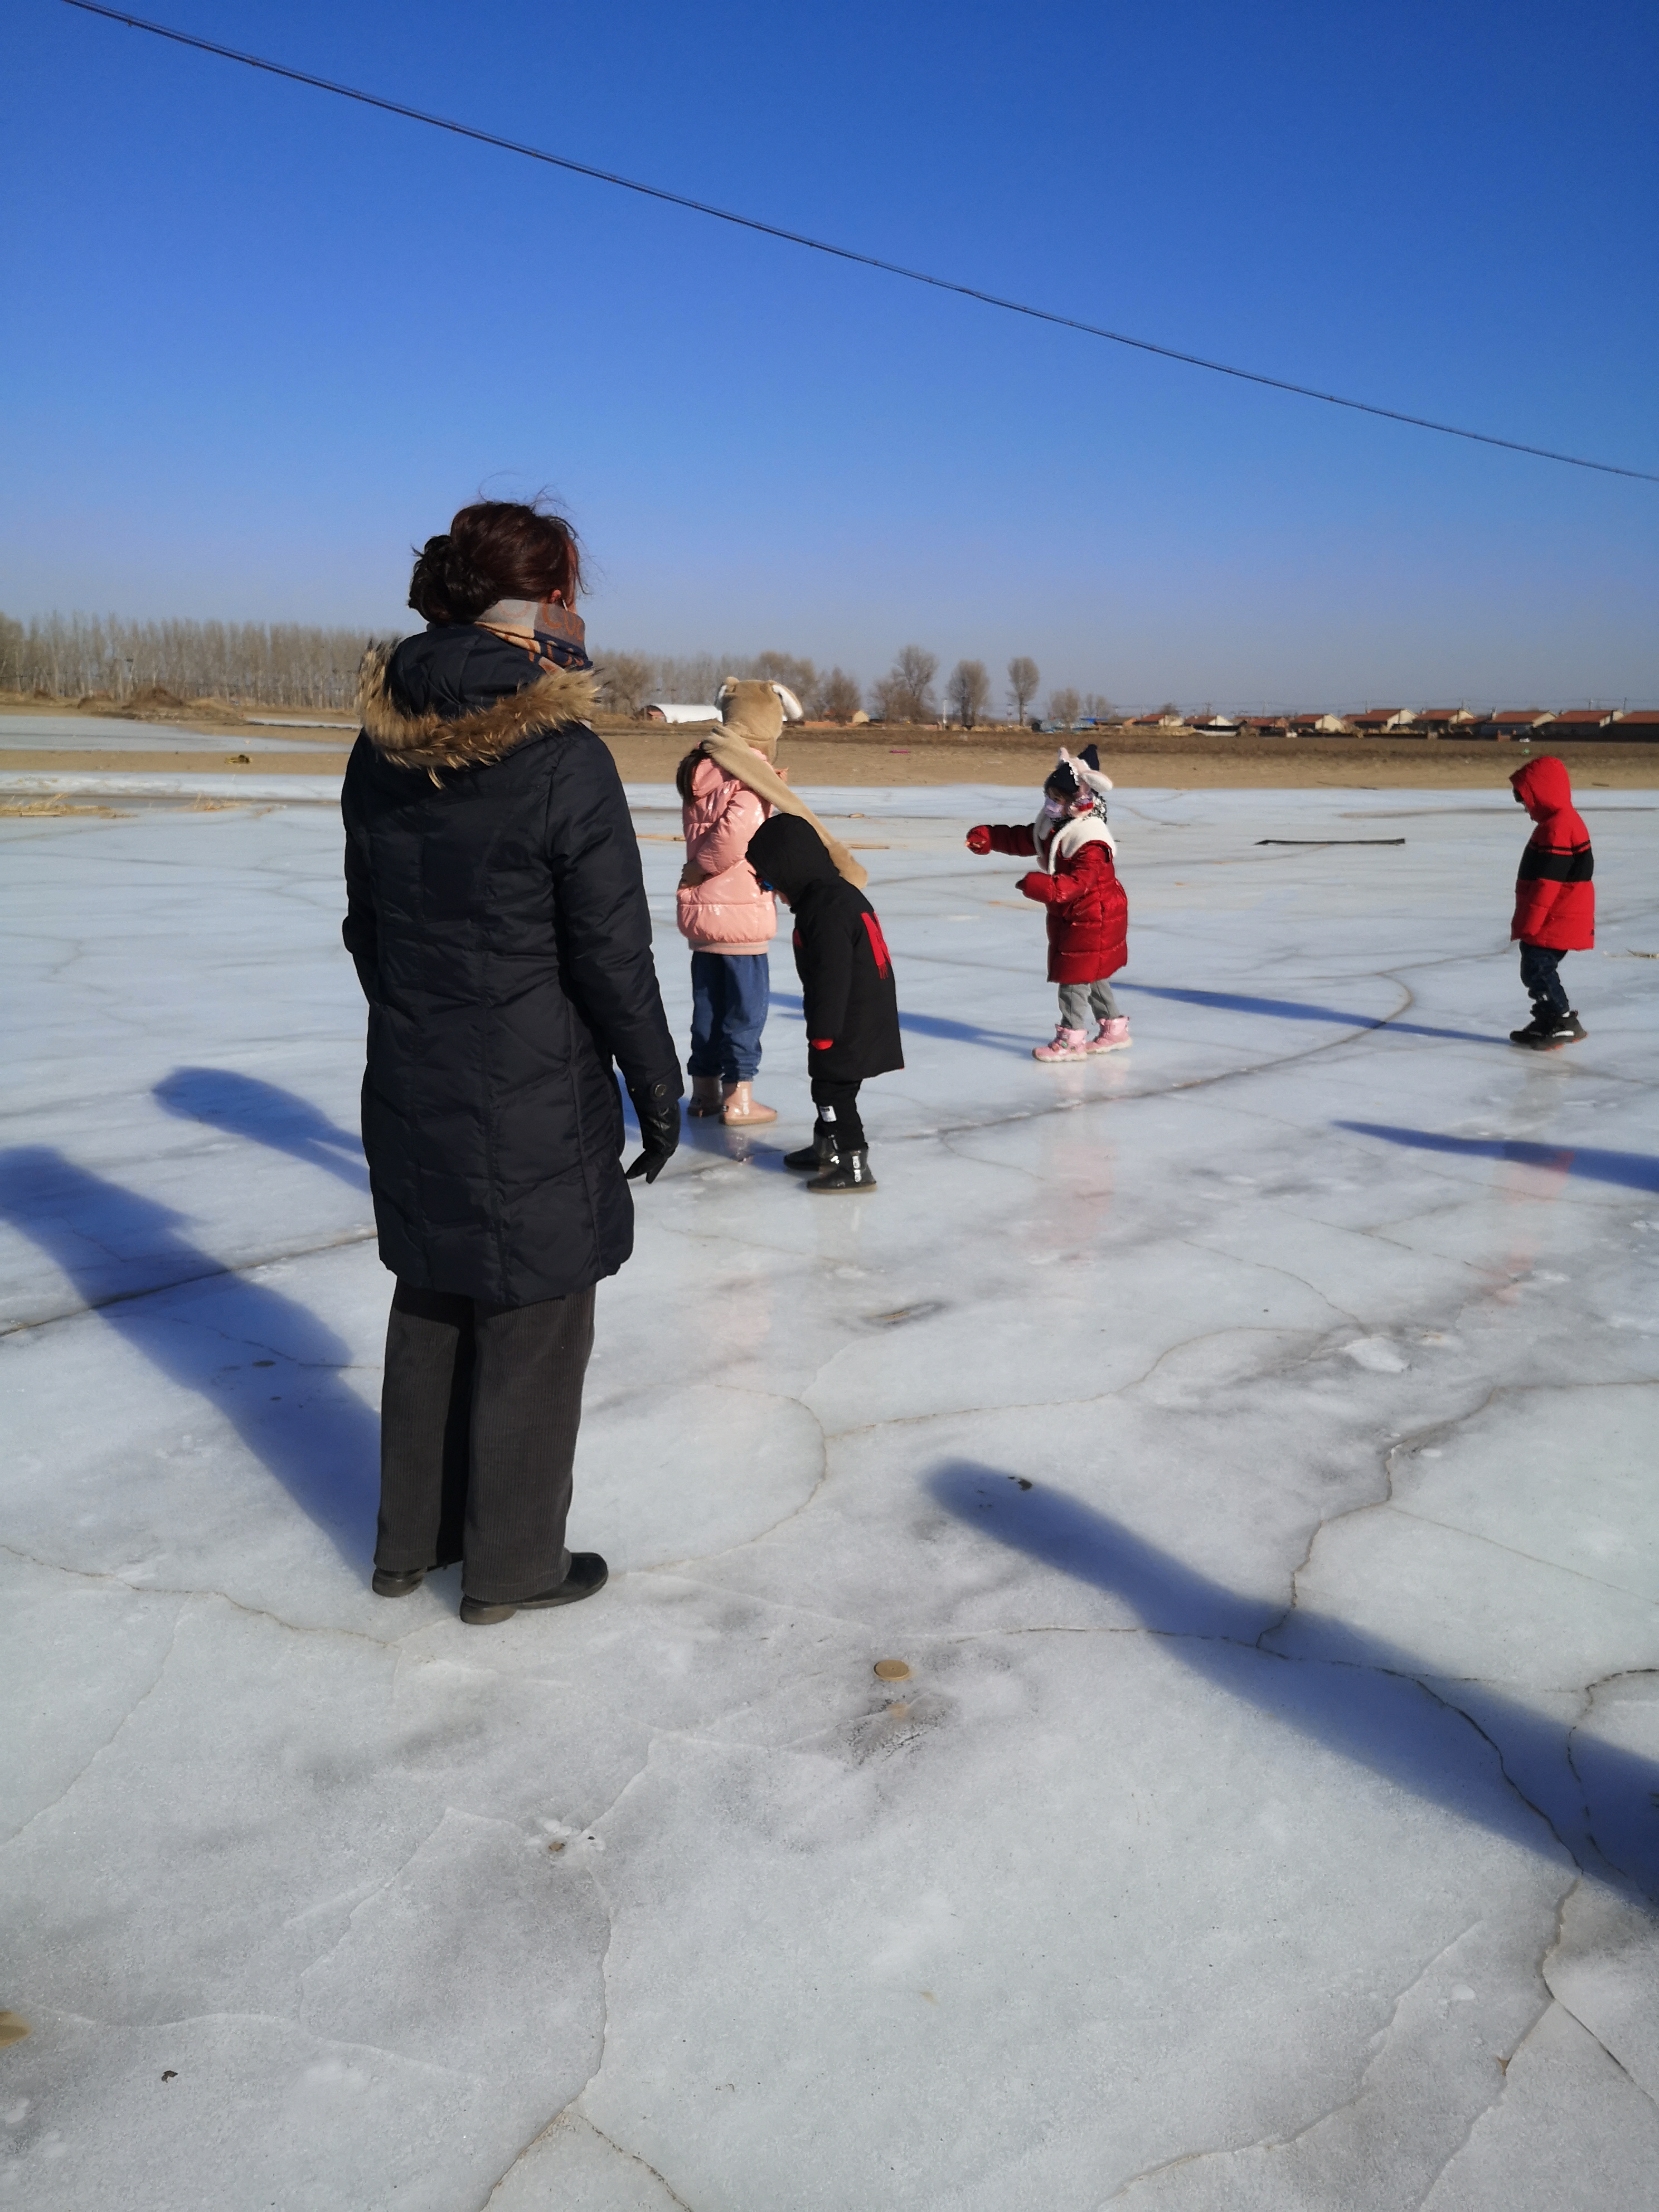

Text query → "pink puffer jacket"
[676,751,778,953]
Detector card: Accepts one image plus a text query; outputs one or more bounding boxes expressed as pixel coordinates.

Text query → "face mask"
[1040,793,1066,820]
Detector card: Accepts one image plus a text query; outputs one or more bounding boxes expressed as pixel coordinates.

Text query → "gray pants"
[1059,978,1120,1029]
[377,1282,595,1604]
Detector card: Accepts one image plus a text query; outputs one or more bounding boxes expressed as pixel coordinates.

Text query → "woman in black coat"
[342,501,682,1624]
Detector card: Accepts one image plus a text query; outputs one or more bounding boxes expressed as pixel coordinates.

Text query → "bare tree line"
[598,643,1110,729]
[0,612,382,710]
[1,611,1114,729]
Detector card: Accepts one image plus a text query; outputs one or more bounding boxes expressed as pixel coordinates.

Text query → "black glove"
[625,1075,681,1185]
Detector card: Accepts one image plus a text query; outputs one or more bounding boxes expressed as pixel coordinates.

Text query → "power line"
[61,0,1659,486]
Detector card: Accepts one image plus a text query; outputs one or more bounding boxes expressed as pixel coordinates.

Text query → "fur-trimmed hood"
[357,632,599,774]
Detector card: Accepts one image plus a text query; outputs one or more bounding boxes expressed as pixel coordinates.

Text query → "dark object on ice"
[344,623,681,1306]
[808,1147,877,1193]
[1510,1011,1588,1051]
[1255,837,1405,845]
[459,1552,608,1626]
[784,1119,838,1172]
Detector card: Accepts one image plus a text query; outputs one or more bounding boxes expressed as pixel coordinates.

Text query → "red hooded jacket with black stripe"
[1510,755,1594,951]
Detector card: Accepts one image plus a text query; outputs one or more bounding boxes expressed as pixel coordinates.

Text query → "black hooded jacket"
[342,625,681,1307]
[746,816,903,1084]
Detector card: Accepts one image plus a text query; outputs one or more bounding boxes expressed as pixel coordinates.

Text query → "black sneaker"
[784,1119,838,1172]
[459,1553,609,1626]
[807,1147,877,1193]
[1514,1012,1587,1052]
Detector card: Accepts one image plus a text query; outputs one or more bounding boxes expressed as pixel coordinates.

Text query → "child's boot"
[807,1147,876,1193]
[785,1119,838,1172]
[721,1081,778,1125]
[688,1076,724,1116]
[1033,1025,1089,1062]
[1085,1017,1131,1053]
[1512,1010,1587,1051]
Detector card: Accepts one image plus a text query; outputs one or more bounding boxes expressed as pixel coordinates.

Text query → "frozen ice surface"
[0,715,337,753]
[2,781,1657,2210]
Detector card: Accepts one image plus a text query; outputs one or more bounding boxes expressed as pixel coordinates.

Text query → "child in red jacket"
[1508,755,1593,1051]
[966,746,1129,1061]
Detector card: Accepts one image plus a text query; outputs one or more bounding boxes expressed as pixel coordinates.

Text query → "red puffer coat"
[970,819,1129,983]
[1510,755,1594,951]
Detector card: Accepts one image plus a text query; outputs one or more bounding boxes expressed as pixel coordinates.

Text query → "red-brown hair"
[408,499,583,625]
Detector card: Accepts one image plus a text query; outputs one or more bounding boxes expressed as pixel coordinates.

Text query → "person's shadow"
[154,1067,369,1190]
[929,1463,1658,1905]
[0,1147,377,1568]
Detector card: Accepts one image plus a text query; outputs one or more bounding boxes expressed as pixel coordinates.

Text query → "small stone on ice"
[874,1659,911,1680]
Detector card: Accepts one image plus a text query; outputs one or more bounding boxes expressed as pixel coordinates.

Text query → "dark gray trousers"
[376,1282,596,1605]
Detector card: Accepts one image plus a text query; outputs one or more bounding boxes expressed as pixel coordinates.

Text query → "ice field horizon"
[4,778,1658,2209]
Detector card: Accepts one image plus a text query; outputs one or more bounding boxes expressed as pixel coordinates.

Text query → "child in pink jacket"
[676,680,784,1126]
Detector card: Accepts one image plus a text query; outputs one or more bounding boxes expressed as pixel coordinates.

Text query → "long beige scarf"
[698,727,869,890]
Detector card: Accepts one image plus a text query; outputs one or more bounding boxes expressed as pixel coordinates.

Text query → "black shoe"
[784,1119,838,1172]
[459,1553,609,1626]
[1513,1011,1587,1052]
[372,1566,428,1598]
[807,1147,876,1192]
[1508,1013,1552,1046]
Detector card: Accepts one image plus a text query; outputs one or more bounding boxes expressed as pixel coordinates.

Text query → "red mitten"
[965,825,992,855]
[1016,871,1047,901]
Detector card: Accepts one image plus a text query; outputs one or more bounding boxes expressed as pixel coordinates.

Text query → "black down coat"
[342,626,681,1307]
[746,815,904,1083]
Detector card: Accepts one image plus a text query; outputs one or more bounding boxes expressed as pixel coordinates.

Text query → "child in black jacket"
[746,815,903,1191]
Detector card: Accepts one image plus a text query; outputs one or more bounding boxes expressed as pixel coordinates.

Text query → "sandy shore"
[4,699,1653,787]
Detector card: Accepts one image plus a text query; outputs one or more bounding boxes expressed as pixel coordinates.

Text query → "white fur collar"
[1036,812,1117,869]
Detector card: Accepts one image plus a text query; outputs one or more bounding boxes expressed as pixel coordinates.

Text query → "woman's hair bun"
[408,531,497,625]
[406,501,583,627]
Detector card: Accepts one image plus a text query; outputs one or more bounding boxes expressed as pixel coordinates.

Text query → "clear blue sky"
[4,0,1656,705]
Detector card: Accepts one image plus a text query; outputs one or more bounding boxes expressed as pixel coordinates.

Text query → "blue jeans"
[688,950,770,1081]
[1520,944,1569,1018]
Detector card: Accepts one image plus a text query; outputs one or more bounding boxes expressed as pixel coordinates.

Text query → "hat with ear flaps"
[715,677,784,760]
[1045,741,1113,802]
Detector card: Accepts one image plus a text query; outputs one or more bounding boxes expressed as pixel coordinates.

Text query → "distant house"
[1474,709,1556,740]
[1190,715,1240,734]
[643,702,719,725]
[1346,709,1416,734]
[1548,710,1614,739]
[1287,713,1352,734]
[1607,710,1659,740]
[643,681,806,727]
[1414,707,1481,736]
[1239,716,1291,735]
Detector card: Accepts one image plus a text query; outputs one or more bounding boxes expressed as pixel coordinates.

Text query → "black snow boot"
[807,1147,877,1194]
[785,1119,839,1172]
[459,1553,609,1627]
[1512,1011,1587,1051]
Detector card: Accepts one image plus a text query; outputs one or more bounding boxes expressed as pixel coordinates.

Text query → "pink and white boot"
[1033,1025,1089,1062]
[1085,1017,1131,1053]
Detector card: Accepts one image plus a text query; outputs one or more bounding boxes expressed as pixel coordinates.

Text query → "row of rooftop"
[1066,706,1659,740]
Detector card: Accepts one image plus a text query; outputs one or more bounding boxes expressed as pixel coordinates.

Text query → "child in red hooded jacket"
[966,746,1129,1061]
[1508,754,1593,1050]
